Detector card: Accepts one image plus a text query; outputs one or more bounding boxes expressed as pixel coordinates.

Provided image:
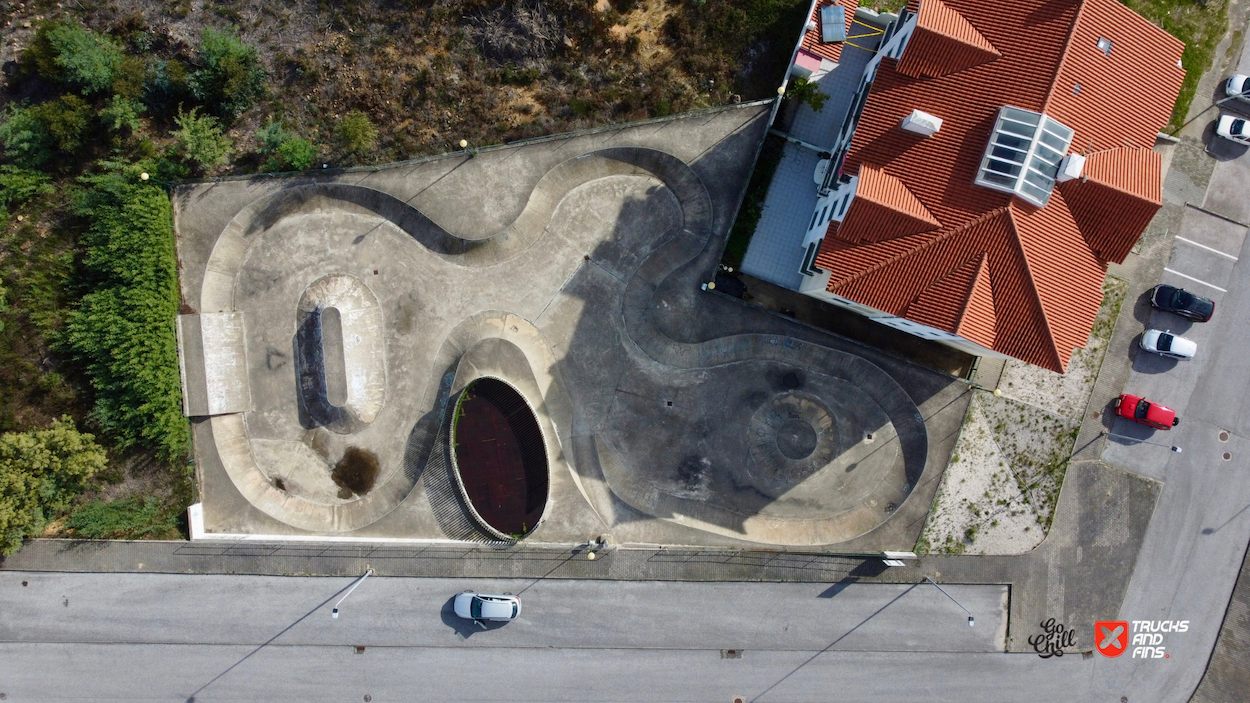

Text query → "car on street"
[1115,393,1179,431]
[1150,284,1215,322]
[1216,114,1250,145]
[1139,329,1197,360]
[1227,74,1250,102]
[454,591,520,626]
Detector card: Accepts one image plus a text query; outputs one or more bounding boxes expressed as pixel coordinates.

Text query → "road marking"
[1175,236,1240,261]
[1163,267,1229,293]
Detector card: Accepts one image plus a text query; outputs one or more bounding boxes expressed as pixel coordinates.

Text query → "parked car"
[1139,329,1197,360]
[453,591,520,626]
[1150,284,1215,322]
[1216,114,1250,146]
[1115,394,1179,431]
[1227,74,1250,102]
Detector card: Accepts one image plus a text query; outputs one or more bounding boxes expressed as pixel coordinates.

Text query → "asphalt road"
[0,572,1009,701]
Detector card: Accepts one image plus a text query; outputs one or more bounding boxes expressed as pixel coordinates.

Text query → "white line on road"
[1175,236,1240,261]
[1163,267,1229,293]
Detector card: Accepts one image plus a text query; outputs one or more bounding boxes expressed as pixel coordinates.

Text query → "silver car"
[454,591,521,626]
[1140,329,1197,360]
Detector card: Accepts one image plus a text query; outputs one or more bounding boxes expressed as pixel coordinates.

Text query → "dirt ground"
[1,0,820,168]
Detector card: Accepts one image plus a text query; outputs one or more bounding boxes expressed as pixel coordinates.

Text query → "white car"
[453,591,520,626]
[1227,74,1250,102]
[1139,329,1196,360]
[1216,114,1250,145]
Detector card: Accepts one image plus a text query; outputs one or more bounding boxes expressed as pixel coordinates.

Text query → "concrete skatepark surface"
[173,102,970,550]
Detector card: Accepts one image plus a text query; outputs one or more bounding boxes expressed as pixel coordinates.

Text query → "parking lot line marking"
[1163,267,1229,293]
[1175,236,1240,261]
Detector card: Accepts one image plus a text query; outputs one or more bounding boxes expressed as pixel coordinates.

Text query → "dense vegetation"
[63,168,186,462]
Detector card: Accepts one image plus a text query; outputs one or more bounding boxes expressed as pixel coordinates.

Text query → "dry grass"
[0,0,813,169]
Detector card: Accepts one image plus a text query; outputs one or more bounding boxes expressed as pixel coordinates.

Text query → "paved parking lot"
[1104,203,1248,477]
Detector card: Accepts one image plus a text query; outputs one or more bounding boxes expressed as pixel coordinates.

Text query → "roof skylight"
[975,106,1074,207]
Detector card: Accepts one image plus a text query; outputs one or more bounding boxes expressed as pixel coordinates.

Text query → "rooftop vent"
[975,106,1074,207]
[820,4,847,43]
[1097,37,1113,56]
[1056,153,1086,182]
[900,109,943,137]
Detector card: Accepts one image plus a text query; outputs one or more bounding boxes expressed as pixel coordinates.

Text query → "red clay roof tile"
[896,0,1001,79]
[1058,147,1162,263]
[838,164,941,242]
[816,0,1182,372]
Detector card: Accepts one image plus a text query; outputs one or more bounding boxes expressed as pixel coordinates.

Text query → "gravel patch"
[918,277,1126,555]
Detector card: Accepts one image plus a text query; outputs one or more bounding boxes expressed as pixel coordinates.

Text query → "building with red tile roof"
[795,0,1184,372]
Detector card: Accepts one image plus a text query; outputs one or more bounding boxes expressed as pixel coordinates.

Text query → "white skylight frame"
[975,106,1075,207]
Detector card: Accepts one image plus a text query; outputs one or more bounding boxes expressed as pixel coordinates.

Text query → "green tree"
[24,21,125,96]
[0,417,107,555]
[335,111,378,156]
[189,28,265,120]
[171,107,231,171]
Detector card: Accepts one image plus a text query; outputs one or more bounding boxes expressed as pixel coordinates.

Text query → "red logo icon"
[1096,621,1129,657]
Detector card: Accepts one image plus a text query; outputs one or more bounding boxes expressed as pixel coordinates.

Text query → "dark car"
[1150,284,1214,322]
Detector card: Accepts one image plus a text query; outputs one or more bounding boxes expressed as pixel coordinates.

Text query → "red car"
[1114,394,1179,430]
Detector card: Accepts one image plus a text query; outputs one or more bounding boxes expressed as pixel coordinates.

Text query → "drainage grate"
[721,649,744,659]
[355,646,366,654]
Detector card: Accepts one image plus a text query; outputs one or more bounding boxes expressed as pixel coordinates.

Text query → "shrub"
[255,120,317,171]
[0,105,53,167]
[63,169,188,461]
[143,58,192,111]
[67,495,178,539]
[255,119,292,154]
[785,76,826,112]
[36,95,94,153]
[0,165,54,207]
[0,96,94,166]
[335,110,378,155]
[273,138,317,171]
[0,417,107,555]
[171,107,231,171]
[25,21,125,96]
[189,28,265,120]
[99,95,145,133]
